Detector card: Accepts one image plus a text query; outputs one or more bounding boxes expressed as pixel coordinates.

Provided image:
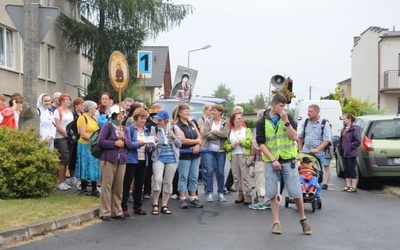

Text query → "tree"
[58,0,193,102]
[250,93,268,109]
[212,83,235,115]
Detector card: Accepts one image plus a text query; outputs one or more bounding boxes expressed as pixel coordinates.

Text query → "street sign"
[137,50,152,78]
[6,4,60,41]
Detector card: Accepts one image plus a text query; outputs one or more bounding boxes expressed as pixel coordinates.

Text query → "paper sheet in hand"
[144,136,156,147]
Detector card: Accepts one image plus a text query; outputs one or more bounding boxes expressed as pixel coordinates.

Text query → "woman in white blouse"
[36,93,56,149]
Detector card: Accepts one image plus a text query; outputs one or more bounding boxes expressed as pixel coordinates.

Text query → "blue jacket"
[338,124,361,157]
[126,123,152,165]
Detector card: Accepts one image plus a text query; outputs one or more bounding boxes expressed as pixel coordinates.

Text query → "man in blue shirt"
[298,104,332,204]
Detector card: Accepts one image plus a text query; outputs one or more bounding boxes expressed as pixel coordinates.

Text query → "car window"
[368,120,400,139]
[152,101,206,121]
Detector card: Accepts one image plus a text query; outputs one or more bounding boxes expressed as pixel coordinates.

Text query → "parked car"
[335,114,400,188]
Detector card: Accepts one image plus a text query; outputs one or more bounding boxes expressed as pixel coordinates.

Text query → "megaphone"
[270,74,286,89]
[270,73,295,104]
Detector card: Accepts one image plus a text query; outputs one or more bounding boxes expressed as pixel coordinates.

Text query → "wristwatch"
[284,122,291,127]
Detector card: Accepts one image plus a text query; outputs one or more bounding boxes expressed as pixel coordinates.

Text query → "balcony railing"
[383,70,400,90]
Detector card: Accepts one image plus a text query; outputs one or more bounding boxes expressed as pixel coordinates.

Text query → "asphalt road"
[8,166,400,250]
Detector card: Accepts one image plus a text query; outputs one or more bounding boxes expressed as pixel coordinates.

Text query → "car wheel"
[357,164,368,189]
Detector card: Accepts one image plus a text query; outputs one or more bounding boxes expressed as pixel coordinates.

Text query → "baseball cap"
[153,110,169,120]
[302,156,311,164]
[52,92,62,99]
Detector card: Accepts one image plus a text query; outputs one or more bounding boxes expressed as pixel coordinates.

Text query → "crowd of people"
[0,91,362,235]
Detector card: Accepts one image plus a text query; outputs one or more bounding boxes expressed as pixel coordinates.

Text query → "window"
[81,74,90,97]
[38,44,42,77]
[40,0,52,6]
[47,45,54,80]
[0,26,14,68]
[398,53,400,72]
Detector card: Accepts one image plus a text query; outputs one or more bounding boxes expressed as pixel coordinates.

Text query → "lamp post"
[187,44,211,68]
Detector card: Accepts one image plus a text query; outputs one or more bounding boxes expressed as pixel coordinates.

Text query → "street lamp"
[187,44,211,68]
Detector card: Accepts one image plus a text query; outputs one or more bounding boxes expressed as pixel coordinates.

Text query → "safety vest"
[262,118,297,162]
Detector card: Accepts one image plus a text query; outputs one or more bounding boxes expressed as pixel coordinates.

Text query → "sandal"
[161,206,172,215]
[346,187,357,193]
[341,186,350,192]
[152,204,159,215]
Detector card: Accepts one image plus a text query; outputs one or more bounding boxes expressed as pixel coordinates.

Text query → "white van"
[294,100,343,142]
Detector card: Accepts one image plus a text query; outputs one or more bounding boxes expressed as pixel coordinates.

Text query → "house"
[0,0,92,100]
[139,46,172,104]
[336,78,351,99]
[351,26,400,113]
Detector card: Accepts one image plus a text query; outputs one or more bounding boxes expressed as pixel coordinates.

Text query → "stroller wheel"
[75,179,82,190]
[318,200,322,209]
[312,205,316,213]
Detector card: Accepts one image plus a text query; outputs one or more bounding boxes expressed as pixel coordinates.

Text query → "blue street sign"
[137,50,152,78]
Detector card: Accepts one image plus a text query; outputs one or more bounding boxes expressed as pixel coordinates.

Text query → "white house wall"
[352,28,386,106]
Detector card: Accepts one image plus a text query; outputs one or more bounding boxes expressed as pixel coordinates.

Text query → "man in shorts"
[256,93,312,235]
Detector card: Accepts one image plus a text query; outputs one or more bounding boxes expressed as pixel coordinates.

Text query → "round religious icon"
[108,51,129,92]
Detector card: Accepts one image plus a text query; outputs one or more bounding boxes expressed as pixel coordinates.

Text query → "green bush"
[0,126,59,199]
[245,119,256,129]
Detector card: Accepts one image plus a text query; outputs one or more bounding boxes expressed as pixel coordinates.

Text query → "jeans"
[178,157,201,192]
[202,151,226,194]
[343,156,358,179]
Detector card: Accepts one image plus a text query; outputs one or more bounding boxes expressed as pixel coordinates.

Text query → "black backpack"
[303,118,332,148]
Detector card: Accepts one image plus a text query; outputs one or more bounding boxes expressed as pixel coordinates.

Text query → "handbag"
[232,129,254,167]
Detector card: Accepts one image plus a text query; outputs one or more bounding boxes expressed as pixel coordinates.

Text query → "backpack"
[88,128,102,159]
[66,112,80,144]
[303,118,332,148]
[84,116,102,159]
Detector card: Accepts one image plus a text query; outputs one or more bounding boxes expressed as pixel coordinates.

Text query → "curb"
[385,186,400,198]
[0,206,99,247]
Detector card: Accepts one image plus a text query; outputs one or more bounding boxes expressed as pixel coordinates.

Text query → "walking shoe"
[171,194,179,200]
[179,199,189,209]
[100,216,112,221]
[69,177,78,186]
[189,198,203,208]
[218,193,226,202]
[265,199,271,209]
[79,189,91,195]
[248,201,268,210]
[91,190,101,198]
[112,215,127,220]
[63,182,72,189]
[143,194,150,199]
[133,207,147,215]
[300,219,312,235]
[322,184,328,190]
[122,211,130,218]
[57,183,69,191]
[271,223,282,234]
[207,193,213,202]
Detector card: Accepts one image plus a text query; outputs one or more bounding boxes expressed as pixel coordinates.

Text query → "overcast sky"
[146,0,400,104]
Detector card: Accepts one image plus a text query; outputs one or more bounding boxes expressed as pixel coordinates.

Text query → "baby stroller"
[285,153,322,212]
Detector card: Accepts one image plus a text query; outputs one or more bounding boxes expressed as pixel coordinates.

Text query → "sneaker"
[189,198,203,208]
[143,194,150,199]
[300,219,312,235]
[57,183,68,191]
[171,194,179,200]
[265,199,271,209]
[248,201,267,210]
[218,193,226,202]
[271,223,282,234]
[179,199,189,209]
[322,184,328,190]
[207,194,213,202]
[69,177,78,186]
[63,182,72,189]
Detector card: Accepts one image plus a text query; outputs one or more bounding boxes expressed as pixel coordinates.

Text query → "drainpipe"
[377,38,382,109]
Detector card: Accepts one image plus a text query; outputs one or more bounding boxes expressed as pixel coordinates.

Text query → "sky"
[146,0,400,104]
